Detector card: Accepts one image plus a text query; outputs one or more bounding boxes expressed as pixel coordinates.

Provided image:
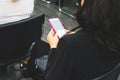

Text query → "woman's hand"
[47,29,75,48]
[66,29,75,34]
[47,29,59,48]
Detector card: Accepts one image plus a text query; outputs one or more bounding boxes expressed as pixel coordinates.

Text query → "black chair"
[92,62,120,80]
[58,0,79,19]
[0,13,45,67]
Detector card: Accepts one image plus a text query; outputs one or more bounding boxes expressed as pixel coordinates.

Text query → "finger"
[50,29,55,36]
[54,33,59,38]
[65,29,70,32]
[66,30,75,34]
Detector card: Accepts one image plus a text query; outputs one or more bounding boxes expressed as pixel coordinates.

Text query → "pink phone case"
[48,18,66,38]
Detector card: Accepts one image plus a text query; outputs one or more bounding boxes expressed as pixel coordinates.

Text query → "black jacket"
[46,30,120,80]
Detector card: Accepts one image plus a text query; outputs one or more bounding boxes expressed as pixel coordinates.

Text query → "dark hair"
[76,0,120,52]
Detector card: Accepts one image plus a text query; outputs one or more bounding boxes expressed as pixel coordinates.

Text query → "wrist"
[50,46,57,49]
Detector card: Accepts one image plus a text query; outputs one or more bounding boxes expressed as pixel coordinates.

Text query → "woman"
[45,0,120,80]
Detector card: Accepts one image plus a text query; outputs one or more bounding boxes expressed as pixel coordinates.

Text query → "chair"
[58,0,79,19]
[91,62,120,80]
[0,13,45,67]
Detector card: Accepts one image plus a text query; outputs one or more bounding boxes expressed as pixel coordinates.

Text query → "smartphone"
[48,18,66,38]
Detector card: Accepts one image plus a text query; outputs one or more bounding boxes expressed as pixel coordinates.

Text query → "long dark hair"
[76,0,120,52]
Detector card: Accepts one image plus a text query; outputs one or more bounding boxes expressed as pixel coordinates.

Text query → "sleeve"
[45,38,74,80]
[46,48,56,71]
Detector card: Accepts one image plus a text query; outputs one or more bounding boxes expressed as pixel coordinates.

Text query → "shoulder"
[61,30,92,45]
[56,30,94,53]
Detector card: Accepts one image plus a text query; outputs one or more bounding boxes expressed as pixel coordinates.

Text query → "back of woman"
[46,0,120,80]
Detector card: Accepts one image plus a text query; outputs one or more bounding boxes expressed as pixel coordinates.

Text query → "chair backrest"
[0,13,45,66]
[92,62,120,80]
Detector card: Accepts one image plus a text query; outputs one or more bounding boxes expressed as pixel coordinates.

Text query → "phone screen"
[48,18,66,38]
